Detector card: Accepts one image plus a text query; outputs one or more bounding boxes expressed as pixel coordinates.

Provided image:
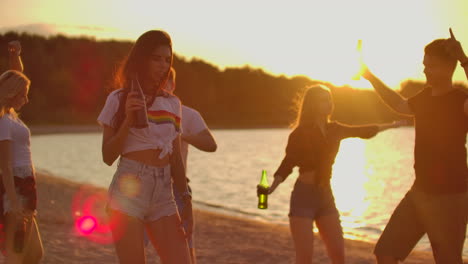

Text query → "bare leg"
[189,247,197,264]
[22,216,43,264]
[146,214,191,264]
[315,213,344,264]
[109,210,146,264]
[289,216,314,264]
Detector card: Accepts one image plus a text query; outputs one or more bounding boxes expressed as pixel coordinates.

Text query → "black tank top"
[408,87,468,194]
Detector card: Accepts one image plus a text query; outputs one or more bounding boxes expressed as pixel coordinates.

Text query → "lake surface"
[30,128,467,255]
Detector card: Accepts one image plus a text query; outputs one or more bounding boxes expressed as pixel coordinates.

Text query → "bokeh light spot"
[76,216,97,235]
[118,173,141,197]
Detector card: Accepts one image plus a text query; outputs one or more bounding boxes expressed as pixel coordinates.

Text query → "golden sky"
[2,0,468,88]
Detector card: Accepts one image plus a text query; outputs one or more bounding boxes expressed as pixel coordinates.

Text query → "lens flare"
[76,216,97,235]
[118,173,141,197]
[71,185,121,244]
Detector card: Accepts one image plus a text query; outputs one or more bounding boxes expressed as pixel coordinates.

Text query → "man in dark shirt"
[362,29,468,264]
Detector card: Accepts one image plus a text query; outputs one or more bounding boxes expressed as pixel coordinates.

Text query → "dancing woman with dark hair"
[97,30,192,264]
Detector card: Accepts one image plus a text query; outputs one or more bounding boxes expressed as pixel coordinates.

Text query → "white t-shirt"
[181,105,209,170]
[97,89,182,159]
[0,113,32,168]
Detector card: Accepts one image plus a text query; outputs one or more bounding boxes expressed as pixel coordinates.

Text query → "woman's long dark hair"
[291,85,332,129]
[111,30,173,129]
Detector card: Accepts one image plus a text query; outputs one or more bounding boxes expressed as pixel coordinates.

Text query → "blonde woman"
[268,85,402,264]
[0,70,43,264]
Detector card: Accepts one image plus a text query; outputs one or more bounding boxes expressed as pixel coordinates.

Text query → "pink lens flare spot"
[71,185,121,244]
[76,216,97,235]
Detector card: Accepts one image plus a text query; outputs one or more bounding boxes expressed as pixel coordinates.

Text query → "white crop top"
[97,89,182,159]
[0,113,33,168]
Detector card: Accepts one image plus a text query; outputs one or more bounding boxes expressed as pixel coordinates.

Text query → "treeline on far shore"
[1,32,466,128]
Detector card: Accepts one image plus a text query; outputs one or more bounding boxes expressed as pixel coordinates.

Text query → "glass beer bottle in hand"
[257,170,269,209]
[131,77,149,128]
[14,218,25,253]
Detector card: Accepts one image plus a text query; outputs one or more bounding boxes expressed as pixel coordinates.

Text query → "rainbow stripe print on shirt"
[147,110,181,132]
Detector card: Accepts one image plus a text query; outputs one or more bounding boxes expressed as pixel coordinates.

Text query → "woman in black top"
[268,85,403,264]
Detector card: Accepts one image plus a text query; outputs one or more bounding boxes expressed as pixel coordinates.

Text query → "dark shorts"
[174,185,193,249]
[374,188,468,263]
[289,180,338,220]
[0,165,37,255]
[0,166,37,215]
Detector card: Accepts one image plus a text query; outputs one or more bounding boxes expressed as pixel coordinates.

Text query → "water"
[30,128,467,255]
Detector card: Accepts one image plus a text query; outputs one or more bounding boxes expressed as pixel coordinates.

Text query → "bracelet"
[461,59,468,68]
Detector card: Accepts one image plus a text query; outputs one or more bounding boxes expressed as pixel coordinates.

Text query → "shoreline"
[32,172,442,264]
[29,124,415,136]
[28,124,287,135]
[29,125,102,135]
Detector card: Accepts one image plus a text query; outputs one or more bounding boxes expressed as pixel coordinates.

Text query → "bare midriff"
[122,149,169,167]
[297,171,318,184]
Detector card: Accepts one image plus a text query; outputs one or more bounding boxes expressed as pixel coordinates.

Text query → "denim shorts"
[289,180,338,220]
[1,165,37,215]
[174,185,193,248]
[374,187,468,263]
[107,158,177,222]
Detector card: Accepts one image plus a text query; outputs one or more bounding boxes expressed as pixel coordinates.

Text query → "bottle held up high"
[257,170,269,209]
[131,76,149,129]
[352,39,364,80]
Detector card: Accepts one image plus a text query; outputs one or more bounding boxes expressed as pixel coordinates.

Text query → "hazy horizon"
[2,0,468,89]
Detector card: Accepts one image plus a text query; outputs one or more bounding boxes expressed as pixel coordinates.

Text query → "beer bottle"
[352,39,364,80]
[257,170,269,209]
[14,218,25,253]
[131,77,149,128]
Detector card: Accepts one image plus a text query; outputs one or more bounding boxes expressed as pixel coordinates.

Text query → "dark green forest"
[2,32,462,128]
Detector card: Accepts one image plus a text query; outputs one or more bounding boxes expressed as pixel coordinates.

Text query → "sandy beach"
[9,172,443,264]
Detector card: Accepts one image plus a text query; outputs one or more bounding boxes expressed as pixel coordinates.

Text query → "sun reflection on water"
[332,139,369,229]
